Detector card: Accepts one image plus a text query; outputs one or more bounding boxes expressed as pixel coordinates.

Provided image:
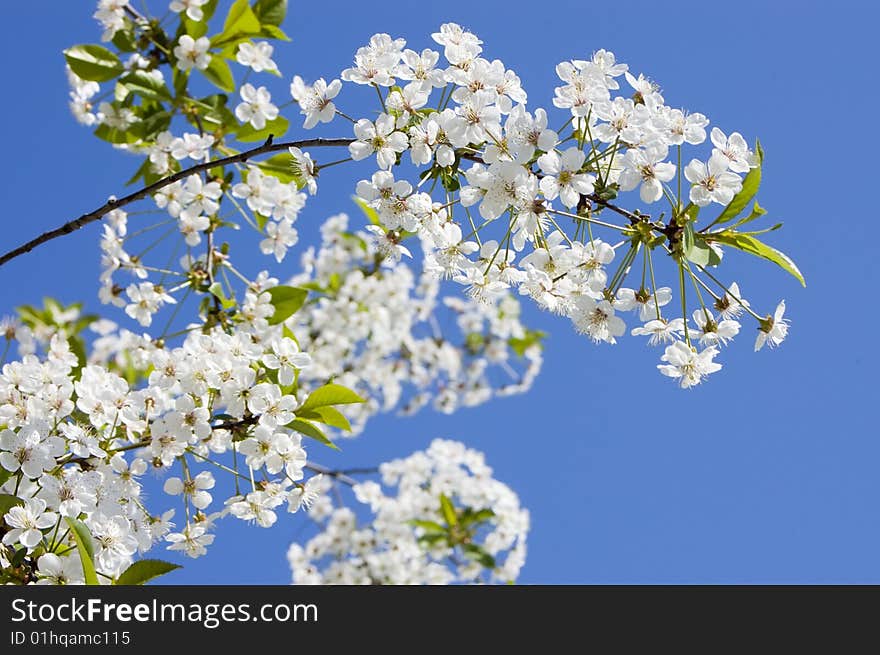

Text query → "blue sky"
[1,0,877,583]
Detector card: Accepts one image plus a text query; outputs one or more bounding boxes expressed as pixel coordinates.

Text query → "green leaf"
[94,123,138,145]
[258,24,290,41]
[116,559,181,585]
[439,494,457,527]
[64,44,124,82]
[409,519,446,533]
[708,232,805,287]
[200,57,235,92]
[353,196,381,225]
[181,0,219,36]
[184,16,210,39]
[683,221,695,255]
[197,93,237,130]
[684,221,721,267]
[266,285,308,324]
[114,79,131,102]
[256,152,298,184]
[201,0,220,21]
[119,71,172,101]
[65,517,99,586]
[208,282,237,309]
[287,419,339,450]
[0,494,23,519]
[68,336,88,376]
[730,201,768,230]
[212,0,262,47]
[111,29,137,53]
[134,109,173,141]
[462,543,496,569]
[738,223,783,236]
[253,0,287,25]
[507,329,546,357]
[460,508,495,527]
[224,0,262,32]
[685,238,721,267]
[173,68,189,97]
[295,406,352,432]
[125,158,153,186]
[299,384,366,412]
[417,533,448,546]
[236,116,289,143]
[709,140,763,227]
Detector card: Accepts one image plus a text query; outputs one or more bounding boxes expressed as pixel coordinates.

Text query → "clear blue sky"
[2,1,877,583]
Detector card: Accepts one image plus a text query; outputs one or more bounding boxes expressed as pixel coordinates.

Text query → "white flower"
[227,491,280,528]
[235,84,278,130]
[657,341,722,388]
[365,225,412,261]
[0,426,62,479]
[179,213,210,246]
[260,219,298,263]
[538,148,595,208]
[395,48,446,91]
[91,515,138,573]
[710,127,758,174]
[692,310,740,347]
[631,318,685,345]
[349,114,409,170]
[714,282,750,320]
[2,498,57,550]
[180,174,222,220]
[341,33,406,86]
[685,153,743,207]
[163,471,215,510]
[94,0,127,41]
[571,297,626,344]
[36,553,83,585]
[618,147,676,203]
[263,338,312,386]
[236,41,277,73]
[755,300,789,351]
[288,147,318,195]
[169,0,209,22]
[124,282,177,327]
[170,133,214,161]
[166,524,214,558]
[173,35,211,71]
[287,475,324,513]
[290,76,341,129]
[615,287,673,322]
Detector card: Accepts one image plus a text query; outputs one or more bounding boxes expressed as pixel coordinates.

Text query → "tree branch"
[0,136,354,268]
[305,462,360,487]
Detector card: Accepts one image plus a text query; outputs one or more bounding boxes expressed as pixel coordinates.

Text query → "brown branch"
[304,462,359,487]
[0,136,354,269]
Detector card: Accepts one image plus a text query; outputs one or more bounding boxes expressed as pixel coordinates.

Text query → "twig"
[0,136,353,268]
[305,462,358,487]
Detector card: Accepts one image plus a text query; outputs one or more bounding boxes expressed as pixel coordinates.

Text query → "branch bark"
[2,137,649,269]
[0,136,353,268]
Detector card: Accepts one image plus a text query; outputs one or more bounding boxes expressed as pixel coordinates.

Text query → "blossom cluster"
[288,439,528,584]
[1,0,801,586]
[0,303,325,582]
[68,9,798,391]
[287,213,542,432]
[328,26,793,386]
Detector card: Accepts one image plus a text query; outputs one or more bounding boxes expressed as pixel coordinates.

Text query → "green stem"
[647,245,661,320]
[678,261,690,346]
